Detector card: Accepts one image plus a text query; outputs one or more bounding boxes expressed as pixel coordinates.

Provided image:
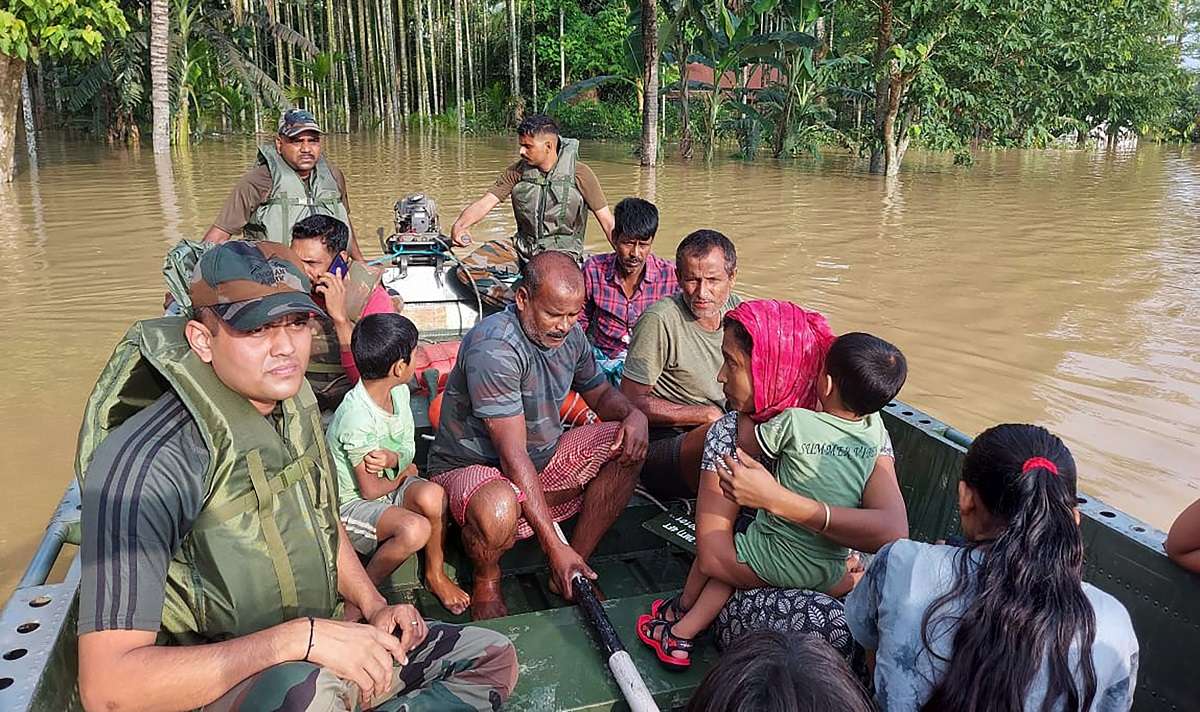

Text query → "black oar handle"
[572,575,625,657]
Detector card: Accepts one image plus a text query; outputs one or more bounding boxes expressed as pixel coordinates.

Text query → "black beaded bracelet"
[303,616,315,662]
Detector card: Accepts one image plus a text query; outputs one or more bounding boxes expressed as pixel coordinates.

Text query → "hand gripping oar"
[553,522,661,712]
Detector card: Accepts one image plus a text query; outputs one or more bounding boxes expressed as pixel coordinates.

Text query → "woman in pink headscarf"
[637,300,908,668]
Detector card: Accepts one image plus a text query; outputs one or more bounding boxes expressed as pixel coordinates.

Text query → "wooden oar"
[553,522,660,712]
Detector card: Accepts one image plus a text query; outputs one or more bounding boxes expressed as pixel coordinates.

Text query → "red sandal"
[636,614,694,669]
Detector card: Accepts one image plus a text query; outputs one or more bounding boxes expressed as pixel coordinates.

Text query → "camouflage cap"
[278,108,323,138]
[190,241,326,331]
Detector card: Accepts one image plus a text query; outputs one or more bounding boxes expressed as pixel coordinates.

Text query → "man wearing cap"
[203,109,365,262]
[75,240,517,712]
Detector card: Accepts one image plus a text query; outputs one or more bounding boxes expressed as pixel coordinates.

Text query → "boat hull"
[2,403,1197,710]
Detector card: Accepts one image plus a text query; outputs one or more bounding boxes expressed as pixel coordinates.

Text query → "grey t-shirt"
[846,539,1139,712]
[426,305,606,475]
[78,392,209,634]
[622,293,741,409]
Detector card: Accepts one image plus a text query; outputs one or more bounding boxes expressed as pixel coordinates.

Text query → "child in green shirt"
[637,332,907,668]
[327,313,470,616]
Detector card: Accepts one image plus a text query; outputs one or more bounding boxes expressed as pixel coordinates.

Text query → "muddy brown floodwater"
[1,133,1197,602]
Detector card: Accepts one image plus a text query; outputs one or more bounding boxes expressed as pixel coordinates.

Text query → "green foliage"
[549,97,640,139]
[27,0,1200,156]
[0,0,127,62]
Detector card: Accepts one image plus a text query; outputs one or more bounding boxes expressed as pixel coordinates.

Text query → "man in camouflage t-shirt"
[427,252,649,619]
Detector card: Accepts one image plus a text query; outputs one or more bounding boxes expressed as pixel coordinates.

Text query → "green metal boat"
[1,239,1197,710]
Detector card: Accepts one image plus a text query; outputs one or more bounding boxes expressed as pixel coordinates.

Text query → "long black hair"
[687,631,873,712]
[920,424,1097,712]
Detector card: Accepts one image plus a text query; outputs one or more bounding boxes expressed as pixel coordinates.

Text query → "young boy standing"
[327,313,471,615]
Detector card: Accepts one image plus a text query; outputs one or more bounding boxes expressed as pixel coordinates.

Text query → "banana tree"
[687,0,818,159]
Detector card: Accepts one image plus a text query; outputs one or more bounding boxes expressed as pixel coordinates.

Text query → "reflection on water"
[1,134,1198,600]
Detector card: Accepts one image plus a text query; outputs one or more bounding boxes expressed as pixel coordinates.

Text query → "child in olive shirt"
[327,313,470,615]
[637,332,907,668]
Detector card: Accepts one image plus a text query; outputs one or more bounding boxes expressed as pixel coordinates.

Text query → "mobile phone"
[329,254,349,278]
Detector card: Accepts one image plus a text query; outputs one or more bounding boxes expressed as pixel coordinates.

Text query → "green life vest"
[245,143,350,246]
[307,261,383,411]
[75,318,340,645]
[510,137,587,263]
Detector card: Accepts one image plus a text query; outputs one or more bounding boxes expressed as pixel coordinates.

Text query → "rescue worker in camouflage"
[76,240,517,712]
[203,109,366,262]
[449,115,616,306]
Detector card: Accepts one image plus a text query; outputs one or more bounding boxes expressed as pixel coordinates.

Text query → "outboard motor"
[376,193,481,340]
[394,193,440,237]
[381,193,445,255]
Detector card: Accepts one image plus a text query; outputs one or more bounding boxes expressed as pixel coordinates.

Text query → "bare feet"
[427,571,471,616]
[470,576,508,620]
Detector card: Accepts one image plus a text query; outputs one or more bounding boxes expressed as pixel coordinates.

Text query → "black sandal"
[650,594,688,623]
[636,614,694,669]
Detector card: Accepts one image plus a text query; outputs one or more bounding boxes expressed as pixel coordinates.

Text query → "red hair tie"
[1022,457,1059,476]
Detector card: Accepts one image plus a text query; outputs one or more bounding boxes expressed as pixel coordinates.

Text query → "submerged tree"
[0,0,127,180]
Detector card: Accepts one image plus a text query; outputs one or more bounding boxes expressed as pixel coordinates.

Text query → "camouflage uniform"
[204,622,518,712]
[455,239,523,310]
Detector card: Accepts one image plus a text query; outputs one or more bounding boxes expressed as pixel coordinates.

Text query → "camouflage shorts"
[455,239,522,311]
[203,622,517,712]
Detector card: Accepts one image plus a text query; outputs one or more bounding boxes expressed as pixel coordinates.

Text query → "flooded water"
[1,134,1198,601]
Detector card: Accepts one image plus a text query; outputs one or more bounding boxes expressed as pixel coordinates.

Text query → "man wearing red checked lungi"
[425,251,650,620]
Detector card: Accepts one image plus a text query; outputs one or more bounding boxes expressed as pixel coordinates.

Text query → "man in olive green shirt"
[622,229,740,497]
[449,114,615,257]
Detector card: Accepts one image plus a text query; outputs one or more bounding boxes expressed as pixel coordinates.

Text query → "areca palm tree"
[150,0,170,152]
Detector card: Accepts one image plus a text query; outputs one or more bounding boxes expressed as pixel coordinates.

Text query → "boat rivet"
[15,623,38,634]
[901,411,914,416]
[1,649,25,661]
[27,597,49,608]
[0,678,12,691]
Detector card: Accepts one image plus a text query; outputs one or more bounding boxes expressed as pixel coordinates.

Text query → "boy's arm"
[352,455,406,501]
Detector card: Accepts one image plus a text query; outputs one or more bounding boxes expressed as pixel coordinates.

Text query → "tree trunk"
[559,1,565,87]
[150,0,170,153]
[639,0,658,166]
[464,0,477,110]
[677,38,692,159]
[398,0,411,123]
[455,0,465,129]
[415,0,429,115]
[869,0,893,174]
[507,0,521,119]
[266,0,285,86]
[429,0,442,114]
[530,0,540,109]
[0,53,25,182]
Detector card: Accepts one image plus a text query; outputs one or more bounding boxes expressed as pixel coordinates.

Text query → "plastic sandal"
[650,595,688,623]
[636,614,694,669]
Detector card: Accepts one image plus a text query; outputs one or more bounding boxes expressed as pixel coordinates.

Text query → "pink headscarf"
[725,299,835,423]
